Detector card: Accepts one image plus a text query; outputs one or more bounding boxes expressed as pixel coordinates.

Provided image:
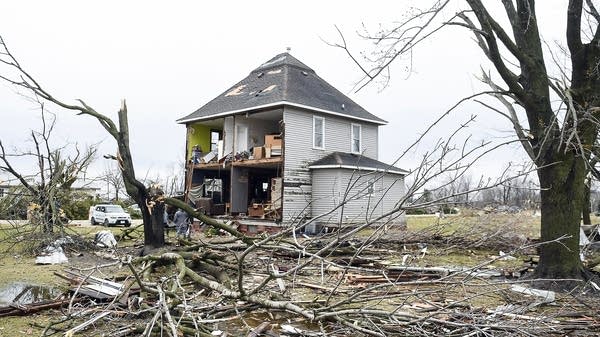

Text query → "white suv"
[90,204,132,227]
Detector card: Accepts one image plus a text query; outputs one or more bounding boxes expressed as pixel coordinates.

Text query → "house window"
[351,123,361,153]
[313,116,324,149]
[210,130,221,152]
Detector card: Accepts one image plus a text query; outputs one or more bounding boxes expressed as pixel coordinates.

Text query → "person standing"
[173,208,190,240]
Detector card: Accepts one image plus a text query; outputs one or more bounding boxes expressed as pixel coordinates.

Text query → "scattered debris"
[0,297,74,317]
[401,254,410,265]
[35,246,68,264]
[271,264,286,292]
[499,251,517,260]
[57,269,136,301]
[281,324,304,334]
[53,236,74,246]
[64,311,112,337]
[10,220,600,336]
[510,285,555,304]
[247,322,272,337]
[419,245,428,258]
[94,230,117,248]
[487,305,560,323]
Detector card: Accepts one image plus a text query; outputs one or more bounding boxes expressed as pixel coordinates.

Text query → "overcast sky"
[0,1,568,187]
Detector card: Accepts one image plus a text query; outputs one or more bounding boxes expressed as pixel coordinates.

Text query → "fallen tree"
[31,218,600,337]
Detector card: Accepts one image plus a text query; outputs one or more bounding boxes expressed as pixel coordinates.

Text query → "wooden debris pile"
[7,221,600,336]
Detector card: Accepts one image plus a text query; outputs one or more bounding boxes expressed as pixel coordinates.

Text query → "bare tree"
[102,162,124,201]
[0,104,95,234]
[0,36,168,250]
[0,35,232,252]
[335,0,600,288]
[456,174,473,205]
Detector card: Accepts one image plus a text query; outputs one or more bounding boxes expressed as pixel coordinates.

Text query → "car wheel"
[91,217,96,226]
[124,223,131,228]
[103,219,110,227]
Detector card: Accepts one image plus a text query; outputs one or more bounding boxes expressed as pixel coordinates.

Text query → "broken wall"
[231,167,249,213]
[187,124,212,159]
[232,112,281,153]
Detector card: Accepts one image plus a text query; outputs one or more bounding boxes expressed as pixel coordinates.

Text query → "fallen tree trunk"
[0,298,77,317]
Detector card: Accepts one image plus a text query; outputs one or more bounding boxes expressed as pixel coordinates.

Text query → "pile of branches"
[0,219,97,256]
[37,216,600,337]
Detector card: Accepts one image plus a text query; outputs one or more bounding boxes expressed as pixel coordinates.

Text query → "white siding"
[380,174,407,224]
[310,170,342,224]
[362,123,378,158]
[312,168,406,225]
[282,107,381,223]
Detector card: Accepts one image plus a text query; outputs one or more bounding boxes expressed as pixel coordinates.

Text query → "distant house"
[177,53,407,229]
[71,186,101,198]
[0,182,100,199]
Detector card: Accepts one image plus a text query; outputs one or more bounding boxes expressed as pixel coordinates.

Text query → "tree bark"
[462,0,600,287]
[536,155,585,282]
[147,201,165,249]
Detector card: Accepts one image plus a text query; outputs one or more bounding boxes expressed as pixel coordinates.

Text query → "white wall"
[282,106,381,223]
[311,168,406,225]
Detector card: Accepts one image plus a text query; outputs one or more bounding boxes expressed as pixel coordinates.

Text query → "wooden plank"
[232,157,282,168]
[0,298,77,317]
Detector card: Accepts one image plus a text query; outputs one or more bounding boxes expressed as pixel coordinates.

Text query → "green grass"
[407,212,542,238]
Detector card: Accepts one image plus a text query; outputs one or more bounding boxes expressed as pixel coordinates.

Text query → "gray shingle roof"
[177,53,387,125]
[309,152,407,175]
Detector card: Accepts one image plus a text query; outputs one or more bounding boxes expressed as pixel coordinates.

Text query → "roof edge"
[308,164,408,175]
[177,101,388,125]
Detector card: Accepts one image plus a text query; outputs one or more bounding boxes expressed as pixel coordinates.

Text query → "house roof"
[309,152,408,175]
[177,53,387,125]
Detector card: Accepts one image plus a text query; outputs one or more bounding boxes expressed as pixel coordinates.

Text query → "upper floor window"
[313,116,325,149]
[351,123,361,153]
[210,130,222,152]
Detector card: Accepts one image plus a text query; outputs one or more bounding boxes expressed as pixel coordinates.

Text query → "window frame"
[351,123,362,154]
[313,116,325,150]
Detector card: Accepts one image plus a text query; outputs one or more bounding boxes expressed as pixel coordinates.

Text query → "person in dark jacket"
[173,208,190,240]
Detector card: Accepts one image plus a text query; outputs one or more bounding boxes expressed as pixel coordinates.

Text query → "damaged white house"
[177,53,407,231]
